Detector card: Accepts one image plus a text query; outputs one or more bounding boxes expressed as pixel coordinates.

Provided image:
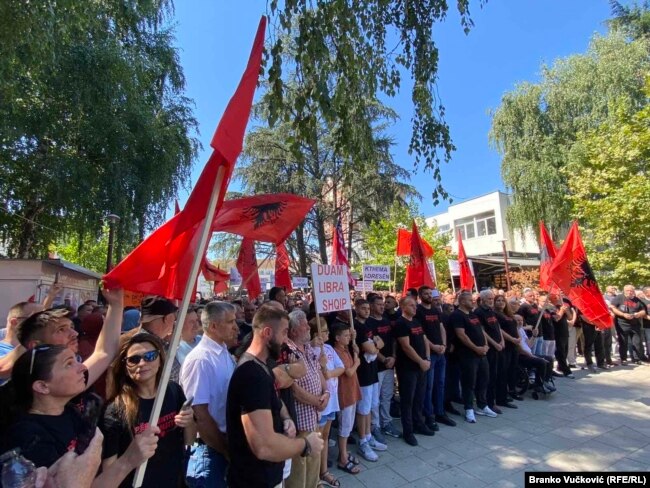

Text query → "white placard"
[311,263,351,313]
[292,276,309,288]
[447,259,475,277]
[362,265,390,281]
[356,280,374,292]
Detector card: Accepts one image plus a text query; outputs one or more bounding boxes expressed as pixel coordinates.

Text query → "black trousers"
[618,323,647,362]
[601,327,613,364]
[518,354,550,387]
[505,345,519,395]
[554,335,571,375]
[496,346,512,405]
[583,324,605,367]
[459,353,488,410]
[396,367,426,436]
[444,352,462,404]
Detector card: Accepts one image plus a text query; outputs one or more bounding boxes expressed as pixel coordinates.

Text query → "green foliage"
[0,0,198,259]
[360,201,451,291]
[566,85,650,285]
[50,227,110,274]
[265,1,485,204]
[490,32,650,238]
[608,1,650,40]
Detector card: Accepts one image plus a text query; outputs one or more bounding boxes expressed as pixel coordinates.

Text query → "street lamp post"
[105,214,120,273]
[499,239,512,291]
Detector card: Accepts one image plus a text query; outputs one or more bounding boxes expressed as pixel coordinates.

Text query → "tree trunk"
[314,208,328,264]
[295,224,307,275]
[15,201,43,258]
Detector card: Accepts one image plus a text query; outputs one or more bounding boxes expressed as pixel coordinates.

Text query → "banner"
[362,265,390,282]
[448,259,475,277]
[356,280,374,292]
[292,276,309,288]
[311,263,351,313]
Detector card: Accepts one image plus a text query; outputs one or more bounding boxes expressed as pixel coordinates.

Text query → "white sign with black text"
[362,265,390,282]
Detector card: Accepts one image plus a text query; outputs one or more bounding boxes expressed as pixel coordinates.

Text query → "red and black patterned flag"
[457,230,474,292]
[331,213,354,286]
[275,241,293,292]
[539,221,559,293]
[236,238,261,300]
[403,220,435,293]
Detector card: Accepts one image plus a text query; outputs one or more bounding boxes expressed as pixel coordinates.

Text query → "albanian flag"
[103,17,266,299]
[202,258,230,283]
[236,238,262,300]
[331,212,354,286]
[396,227,434,257]
[539,221,559,292]
[403,221,435,294]
[457,231,474,291]
[548,221,612,329]
[213,193,316,245]
[275,241,293,292]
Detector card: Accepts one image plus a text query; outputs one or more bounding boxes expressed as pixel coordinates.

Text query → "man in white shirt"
[181,301,239,488]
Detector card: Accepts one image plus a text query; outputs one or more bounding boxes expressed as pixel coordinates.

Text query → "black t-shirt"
[449,309,485,356]
[275,344,298,424]
[100,382,186,488]
[474,306,502,345]
[641,297,650,329]
[554,306,570,338]
[226,354,284,488]
[354,319,379,386]
[517,302,540,327]
[367,316,394,372]
[611,295,647,328]
[415,304,444,347]
[393,316,427,372]
[540,308,556,340]
[383,309,401,329]
[8,405,85,468]
[495,313,518,349]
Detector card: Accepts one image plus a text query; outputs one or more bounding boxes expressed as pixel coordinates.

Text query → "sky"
[170,1,618,219]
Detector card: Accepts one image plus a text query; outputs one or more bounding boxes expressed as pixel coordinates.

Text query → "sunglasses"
[125,350,160,365]
[29,345,52,375]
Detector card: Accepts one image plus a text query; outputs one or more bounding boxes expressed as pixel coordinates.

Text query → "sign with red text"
[311,263,351,313]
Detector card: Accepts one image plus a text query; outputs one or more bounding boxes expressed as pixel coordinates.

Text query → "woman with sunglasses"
[4,345,159,486]
[101,333,196,488]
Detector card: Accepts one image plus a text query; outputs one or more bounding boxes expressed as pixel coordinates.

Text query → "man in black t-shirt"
[641,287,650,357]
[416,286,455,429]
[226,305,323,488]
[610,285,648,363]
[474,290,505,415]
[394,296,435,446]
[449,291,494,423]
[551,295,574,377]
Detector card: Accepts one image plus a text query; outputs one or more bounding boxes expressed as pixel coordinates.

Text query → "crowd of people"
[0,280,647,488]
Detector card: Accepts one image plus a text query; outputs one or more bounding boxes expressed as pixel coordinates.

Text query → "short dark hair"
[418,285,431,296]
[253,304,289,330]
[367,294,383,305]
[407,288,418,297]
[269,287,285,301]
[354,298,369,308]
[17,309,70,347]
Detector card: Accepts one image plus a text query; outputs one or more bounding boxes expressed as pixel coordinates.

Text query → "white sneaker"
[358,441,378,462]
[368,436,388,451]
[475,406,498,418]
[465,409,476,423]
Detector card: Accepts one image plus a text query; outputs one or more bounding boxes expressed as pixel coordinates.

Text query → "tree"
[608,1,650,39]
[490,32,650,238]
[0,0,198,259]
[565,87,650,285]
[50,228,110,274]
[265,1,484,205]
[361,201,452,292]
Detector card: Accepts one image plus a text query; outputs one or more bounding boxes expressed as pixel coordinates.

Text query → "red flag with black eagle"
[539,221,559,292]
[457,231,474,291]
[236,238,262,300]
[331,213,354,286]
[403,221,435,294]
[103,17,266,299]
[274,241,293,292]
[548,221,612,329]
[396,227,435,257]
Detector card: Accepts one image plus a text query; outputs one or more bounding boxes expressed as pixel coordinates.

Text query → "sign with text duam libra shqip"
[311,263,351,313]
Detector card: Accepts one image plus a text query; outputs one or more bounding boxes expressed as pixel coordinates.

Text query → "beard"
[267,337,282,361]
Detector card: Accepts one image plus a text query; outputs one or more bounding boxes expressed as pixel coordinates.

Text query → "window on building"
[454,211,497,240]
[437,223,451,234]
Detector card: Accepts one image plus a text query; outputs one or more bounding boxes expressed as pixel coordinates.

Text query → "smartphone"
[181,396,194,410]
[75,393,104,455]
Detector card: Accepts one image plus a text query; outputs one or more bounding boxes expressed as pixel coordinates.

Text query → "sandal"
[319,471,341,487]
[347,453,360,465]
[337,460,361,475]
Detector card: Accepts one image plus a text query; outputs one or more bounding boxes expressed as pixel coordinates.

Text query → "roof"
[44,259,103,279]
[470,255,540,272]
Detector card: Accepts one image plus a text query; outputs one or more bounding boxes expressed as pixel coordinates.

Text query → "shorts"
[318,411,336,427]
[338,404,356,438]
[356,382,379,416]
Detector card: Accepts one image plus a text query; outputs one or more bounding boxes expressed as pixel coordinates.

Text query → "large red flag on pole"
[331,213,354,286]
[403,221,435,294]
[396,227,434,257]
[539,221,559,292]
[548,221,612,329]
[457,231,474,291]
[237,238,262,300]
[275,241,293,292]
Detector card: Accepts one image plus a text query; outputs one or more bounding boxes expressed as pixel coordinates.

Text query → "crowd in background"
[0,281,647,488]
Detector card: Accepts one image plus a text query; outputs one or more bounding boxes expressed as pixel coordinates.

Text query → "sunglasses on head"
[125,350,160,365]
[29,345,52,375]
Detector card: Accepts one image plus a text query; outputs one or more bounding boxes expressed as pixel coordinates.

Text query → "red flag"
[331,214,354,286]
[457,231,474,291]
[103,17,266,299]
[274,241,293,292]
[396,228,434,257]
[202,258,230,283]
[212,193,316,245]
[214,281,229,295]
[548,222,612,329]
[237,238,261,299]
[539,221,559,292]
[403,221,435,293]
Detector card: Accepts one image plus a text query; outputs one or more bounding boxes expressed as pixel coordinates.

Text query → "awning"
[469,255,540,274]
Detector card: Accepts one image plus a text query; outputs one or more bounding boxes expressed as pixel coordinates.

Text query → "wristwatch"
[300,438,311,457]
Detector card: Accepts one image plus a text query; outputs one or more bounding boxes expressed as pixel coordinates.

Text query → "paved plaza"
[333,364,650,488]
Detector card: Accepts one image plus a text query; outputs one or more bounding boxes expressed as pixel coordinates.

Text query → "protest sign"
[311,263,351,313]
[362,265,390,282]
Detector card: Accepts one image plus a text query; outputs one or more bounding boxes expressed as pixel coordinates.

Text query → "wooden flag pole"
[132,166,226,487]
[392,256,398,294]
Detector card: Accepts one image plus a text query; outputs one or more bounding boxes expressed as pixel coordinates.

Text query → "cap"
[140,296,178,322]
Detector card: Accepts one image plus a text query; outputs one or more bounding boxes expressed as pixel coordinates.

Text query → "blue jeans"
[186,442,228,488]
[423,353,446,418]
